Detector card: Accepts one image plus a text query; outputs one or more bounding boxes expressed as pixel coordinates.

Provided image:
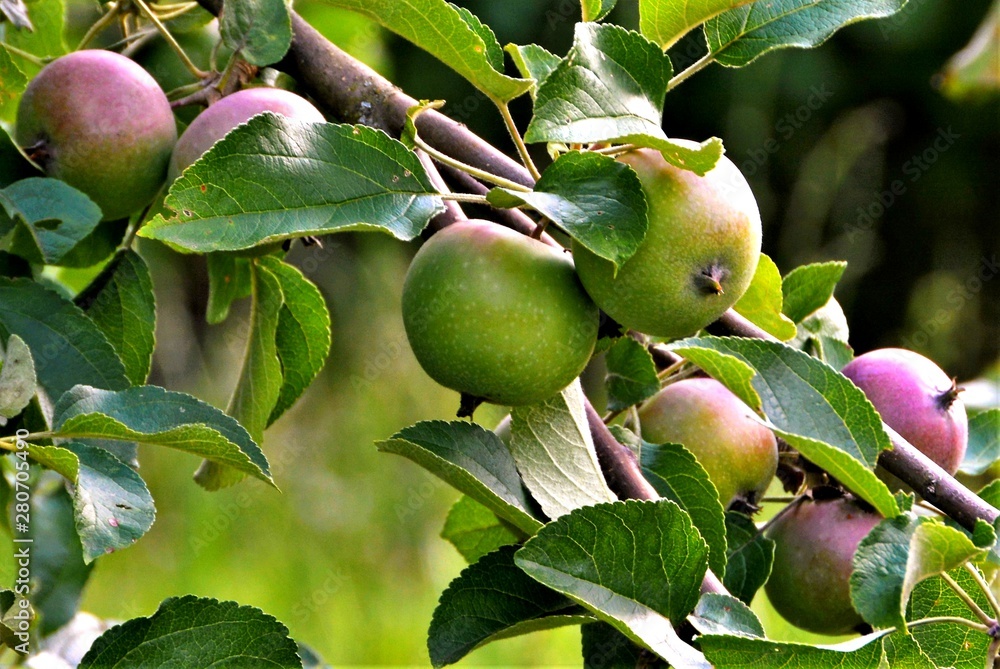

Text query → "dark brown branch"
[711,309,998,531]
[415,150,466,232]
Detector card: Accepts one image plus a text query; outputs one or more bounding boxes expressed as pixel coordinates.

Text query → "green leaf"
[908,568,991,668]
[524,22,723,175]
[29,484,95,635]
[641,441,728,577]
[509,380,617,519]
[0,278,129,404]
[376,420,544,535]
[0,46,27,124]
[487,151,647,269]
[666,336,899,517]
[0,178,103,265]
[228,261,283,443]
[0,588,32,653]
[705,0,909,68]
[195,260,284,490]
[320,0,531,102]
[0,334,34,422]
[219,0,292,66]
[51,385,274,487]
[79,595,302,668]
[959,409,1000,476]
[733,253,797,341]
[604,337,659,412]
[781,261,848,323]
[449,2,503,71]
[428,546,589,667]
[27,443,78,479]
[689,593,764,638]
[515,500,710,668]
[263,257,331,426]
[881,632,936,668]
[940,2,1000,100]
[141,116,445,252]
[581,0,617,22]
[639,0,753,50]
[206,254,253,324]
[81,250,157,386]
[61,442,155,563]
[441,495,520,563]
[581,622,645,668]
[700,631,889,668]
[851,513,988,629]
[3,0,66,74]
[722,511,774,605]
[504,44,561,100]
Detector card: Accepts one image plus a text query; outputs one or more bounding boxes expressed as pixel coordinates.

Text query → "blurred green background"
[54,0,999,665]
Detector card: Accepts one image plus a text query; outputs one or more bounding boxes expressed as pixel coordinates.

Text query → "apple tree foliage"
[0,0,998,666]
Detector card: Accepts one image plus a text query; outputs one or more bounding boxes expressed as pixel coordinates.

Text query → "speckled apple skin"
[638,377,777,507]
[842,348,967,474]
[15,50,177,221]
[169,87,325,180]
[402,220,599,406]
[572,144,761,339]
[765,497,881,635]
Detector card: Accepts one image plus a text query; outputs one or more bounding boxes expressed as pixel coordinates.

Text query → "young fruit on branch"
[402,220,599,407]
[765,494,881,635]
[637,377,778,509]
[15,50,178,221]
[842,348,968,475]
[168,87,325,180]
[572,145,762,339]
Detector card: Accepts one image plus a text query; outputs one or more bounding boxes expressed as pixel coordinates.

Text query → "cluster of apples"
[14,48,323,222]
[400,119,969,636]
[17,45,971,640]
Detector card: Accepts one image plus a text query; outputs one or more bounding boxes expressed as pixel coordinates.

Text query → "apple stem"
[132,0,209,79]
[529,218,550,240]
[77,1,122,50]
[695,263,727,296]
[936,378,965,411]
[497,102,542,182]
[411,134,533,194]
[667,54,715,93]
[1,42,49,67]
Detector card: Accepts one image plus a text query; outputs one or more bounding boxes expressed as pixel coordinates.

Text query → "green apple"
[402,220,599,406]
[15,50,177,221]
[765,495,881,635]
[638,377,777,508]
[573,145,762,338]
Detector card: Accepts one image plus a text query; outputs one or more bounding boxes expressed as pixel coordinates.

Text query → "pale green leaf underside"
[508,380,617,519]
